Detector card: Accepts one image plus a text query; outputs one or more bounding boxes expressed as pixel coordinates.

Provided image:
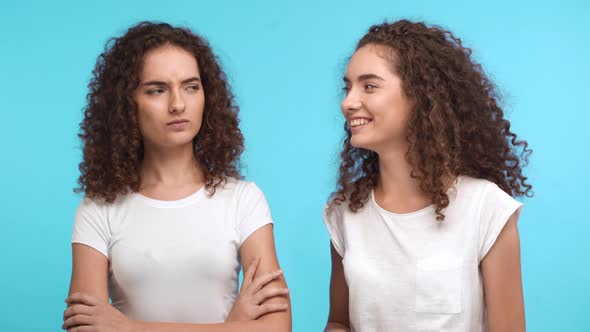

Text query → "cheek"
[136,102,164,136]
[371,96,411,135]
[189,94,206,120]
[368,97,393,126]
[396,99,413,130]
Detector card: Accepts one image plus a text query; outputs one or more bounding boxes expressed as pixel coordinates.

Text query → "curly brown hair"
[75,21,244,203]
[331,20,533,220]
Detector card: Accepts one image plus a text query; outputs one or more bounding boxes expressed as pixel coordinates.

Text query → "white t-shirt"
[72,179,273,323]
[324,176,523,332]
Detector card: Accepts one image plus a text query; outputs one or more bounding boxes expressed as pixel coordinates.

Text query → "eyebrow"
[141,76,201,86]
[343,73,386,83]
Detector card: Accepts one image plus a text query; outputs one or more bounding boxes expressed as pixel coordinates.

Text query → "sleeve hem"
[479,201,523,262]
[329,237,344,257]
[239,219,274,247]
[72,240,109,259]
[323,217,345,257]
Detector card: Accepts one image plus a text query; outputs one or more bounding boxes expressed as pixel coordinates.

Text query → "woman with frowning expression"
[324,20,532,332]
[63,22,291,332]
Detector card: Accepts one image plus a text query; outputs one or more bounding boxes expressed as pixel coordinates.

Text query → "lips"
[347,117,372,134]
[166,119,189,125]
[166,119,190,130]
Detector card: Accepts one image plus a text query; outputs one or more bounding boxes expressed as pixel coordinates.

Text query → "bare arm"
[65,225,291,332]
[68,243,109,302]
[131,224,291,332]
[324,243,350,332]
[236,224,291,329]
[481,213,526,332]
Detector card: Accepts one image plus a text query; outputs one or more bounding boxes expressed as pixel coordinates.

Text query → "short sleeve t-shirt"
[72,179,273,323]
[324,176,523,332]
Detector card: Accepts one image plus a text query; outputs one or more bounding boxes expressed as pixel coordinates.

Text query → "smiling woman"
[64,22,291,332]
[324,20,531,332]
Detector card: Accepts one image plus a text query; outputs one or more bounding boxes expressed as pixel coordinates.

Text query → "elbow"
[256,322,291,332]
[256,313,291,332]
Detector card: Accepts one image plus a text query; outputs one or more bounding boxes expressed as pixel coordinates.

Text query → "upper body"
[325,20,530,332]
[66,21,291,332]
[73,179,272,323]
[324,175,522,331]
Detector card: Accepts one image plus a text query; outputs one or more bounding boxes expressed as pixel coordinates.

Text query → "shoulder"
[323,190,372,221]
[74,193,134,222]
[209,179,270,215]
[458,176,516,203]
[455,175,495,194]
[75,196,107,218]
[456,175,523,230]
[323,200,343,221]
[213,178,265,200]
[323,195,359,228]
[452,175,496,205]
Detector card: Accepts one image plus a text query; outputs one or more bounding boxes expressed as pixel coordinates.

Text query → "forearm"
[131,276,291,332]
[487,322,525,332]
[324,322,349,332]
[486,308,525,332]
[134,316,290,332]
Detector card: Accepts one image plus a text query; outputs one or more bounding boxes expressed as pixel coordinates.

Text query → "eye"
[147,89,164,95]
[364,84,377,92]
[186,85,200,92]
[342,86,351,95]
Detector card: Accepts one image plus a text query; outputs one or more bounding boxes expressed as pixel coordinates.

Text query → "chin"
[166,134,198,148]
[350,135,375,151]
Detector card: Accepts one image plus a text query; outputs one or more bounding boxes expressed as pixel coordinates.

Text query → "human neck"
[373,144,431,214]
[139,143,204,199]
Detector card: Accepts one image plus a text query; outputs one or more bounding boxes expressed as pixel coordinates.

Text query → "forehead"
[140,45,200,79]
[346,44,397,79]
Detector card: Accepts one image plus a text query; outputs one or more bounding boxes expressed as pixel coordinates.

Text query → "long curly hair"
[331,20,533,220]
[75,21,244,203]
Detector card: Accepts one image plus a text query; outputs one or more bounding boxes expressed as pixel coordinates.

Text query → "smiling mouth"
[349,118,373,128]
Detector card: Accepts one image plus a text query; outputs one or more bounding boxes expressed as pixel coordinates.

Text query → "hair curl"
[331,20,533,220]
[76,21,244,202]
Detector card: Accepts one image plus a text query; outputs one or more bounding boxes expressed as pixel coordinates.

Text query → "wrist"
[225,311,236,323]
[129,320,145,332]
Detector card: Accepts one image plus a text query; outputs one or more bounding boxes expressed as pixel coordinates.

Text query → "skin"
[325,44,525,331]
[65,45,291,332]
[324,244,350,332]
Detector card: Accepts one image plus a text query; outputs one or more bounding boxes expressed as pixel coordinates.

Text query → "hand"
[226,258,289,322]
[62,292,137,332]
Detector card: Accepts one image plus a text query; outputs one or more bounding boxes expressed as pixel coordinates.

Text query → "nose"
[169,88,186,114]
[341,89,362,115]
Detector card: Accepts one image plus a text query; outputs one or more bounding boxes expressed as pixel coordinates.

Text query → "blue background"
[1,0,588,330]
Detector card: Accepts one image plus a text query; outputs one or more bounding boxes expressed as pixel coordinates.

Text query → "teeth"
[350,118,371,127]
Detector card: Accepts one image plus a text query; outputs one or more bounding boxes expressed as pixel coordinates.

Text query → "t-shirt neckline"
[371,176,463,219]
[135,186,206,208]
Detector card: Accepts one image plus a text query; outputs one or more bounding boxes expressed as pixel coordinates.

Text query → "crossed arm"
[63,224,291,332]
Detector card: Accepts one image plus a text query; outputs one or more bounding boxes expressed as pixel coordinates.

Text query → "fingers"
[65,293,100,306]
[255,302,289,318]
[63,293,99,331]
[243,258,261,286]
[250,269,283,292]
[62,314,93,330]
[67,326,93,332]
[255,287,290,304]
[63,304,93,320]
